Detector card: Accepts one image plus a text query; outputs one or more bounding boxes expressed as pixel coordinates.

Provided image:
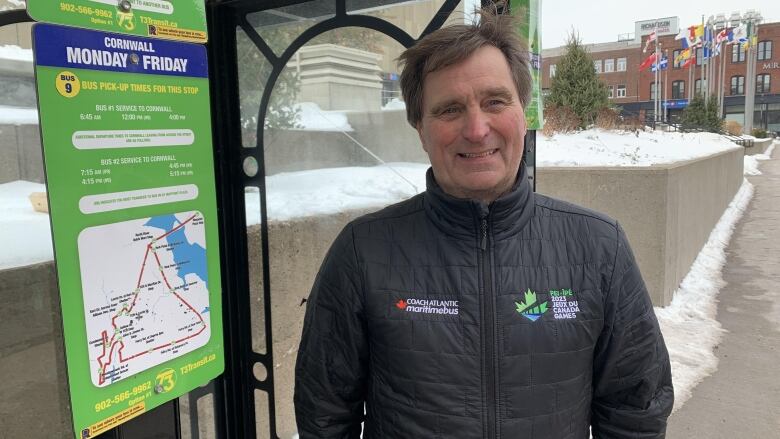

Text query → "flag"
[643,31,657,53]
[651,56,669,72]
[639,53,657,71]
[674,48,691,65]
[678,24,703,49]
[681,55,695,69]
[715,28,731,45]
[732,24,747,44]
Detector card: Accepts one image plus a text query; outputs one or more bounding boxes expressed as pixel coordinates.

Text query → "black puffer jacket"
[295,165,673,438]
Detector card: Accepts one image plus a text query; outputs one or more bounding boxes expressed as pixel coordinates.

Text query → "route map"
[78,211,211,387]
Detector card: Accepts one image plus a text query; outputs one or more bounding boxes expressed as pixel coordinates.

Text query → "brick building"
[542,16,780,133]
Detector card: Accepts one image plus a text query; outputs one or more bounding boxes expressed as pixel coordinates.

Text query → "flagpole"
[664,49,669,123]
[655,37,659,123]
[744,20,757,134]
[720,41,726,117]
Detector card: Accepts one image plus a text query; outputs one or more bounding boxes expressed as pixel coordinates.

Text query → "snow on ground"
[0,105,39,125]
[0,180,52,270]
[382,98,406,111]
[743,142,776,176]
[0,44,32,61]
[538,129,741,166]
[655,178,754,413]
[294,102,353,132]
[245,163,428,224]
[0,0,25,12]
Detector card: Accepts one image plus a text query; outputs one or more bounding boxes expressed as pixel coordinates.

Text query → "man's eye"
[442,107,459,114]
[486,99,506,107]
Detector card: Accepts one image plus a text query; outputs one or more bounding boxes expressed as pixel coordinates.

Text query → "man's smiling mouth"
[458,149,498,158]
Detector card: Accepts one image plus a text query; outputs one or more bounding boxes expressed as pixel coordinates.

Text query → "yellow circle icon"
[55,71,81,98]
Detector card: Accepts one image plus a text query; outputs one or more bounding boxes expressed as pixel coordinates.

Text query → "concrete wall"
[246,209,374,438]
[290,44,383,111]
[0,124,44,184]
[745,137,774,156]
[0,261,73,439]
[537,147,744,305]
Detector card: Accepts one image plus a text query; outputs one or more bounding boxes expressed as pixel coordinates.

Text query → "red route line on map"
[96,213,206,385]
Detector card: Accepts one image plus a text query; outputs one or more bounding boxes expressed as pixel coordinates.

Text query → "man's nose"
[462,108,490,143]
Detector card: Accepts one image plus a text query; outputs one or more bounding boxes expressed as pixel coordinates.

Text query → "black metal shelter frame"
[0,1,535,437]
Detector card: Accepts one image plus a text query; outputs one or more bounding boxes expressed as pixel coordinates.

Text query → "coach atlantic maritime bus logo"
[395,297,459,315]
[515,289,549,322]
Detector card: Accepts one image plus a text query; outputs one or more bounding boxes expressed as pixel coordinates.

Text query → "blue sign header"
[663,99,689,109]
[33,23,208,78]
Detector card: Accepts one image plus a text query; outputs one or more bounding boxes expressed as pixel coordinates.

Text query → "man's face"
[416,45,526,203]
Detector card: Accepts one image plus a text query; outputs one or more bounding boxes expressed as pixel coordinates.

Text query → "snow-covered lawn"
[538,129,741,166]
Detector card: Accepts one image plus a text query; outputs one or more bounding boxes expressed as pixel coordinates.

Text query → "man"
[295,8,673,438]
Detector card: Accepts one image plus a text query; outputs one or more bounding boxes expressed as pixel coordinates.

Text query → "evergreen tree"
[680,93,722,132]
[546,33,609,128]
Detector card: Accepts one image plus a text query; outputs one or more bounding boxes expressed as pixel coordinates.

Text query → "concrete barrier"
[745,137,774,155]
[537,147,744,306]
[0,261,72,438]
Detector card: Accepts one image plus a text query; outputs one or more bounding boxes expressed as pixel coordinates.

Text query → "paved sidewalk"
[667,143,780,438]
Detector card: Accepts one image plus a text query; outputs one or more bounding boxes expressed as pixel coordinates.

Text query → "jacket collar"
[423,163,535,242]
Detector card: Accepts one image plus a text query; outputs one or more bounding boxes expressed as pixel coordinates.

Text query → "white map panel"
[78,211,211,387]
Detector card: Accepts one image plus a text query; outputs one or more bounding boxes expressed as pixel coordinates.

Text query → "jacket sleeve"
[591,223,674,438]
[294,224,368,439]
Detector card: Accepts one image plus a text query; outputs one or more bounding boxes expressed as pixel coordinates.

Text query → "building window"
[672,49,682,68]
[607,85,614,98]
[616,85,626,98]
[617,57,627,72]
[758,41,772,61]
[696,48,704,66]
[650,82,663,100]
[550,64,556,78]
[672,80,685,99]
[604,59,614,73]
[594,60,602,73]
[695,79,703,96]
[731,75,745,95]
[732,44,746,63]
[757,74,771,93]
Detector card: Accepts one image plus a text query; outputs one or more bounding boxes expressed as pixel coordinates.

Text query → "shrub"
[723,120,743,136]
[542,104,581,136]
[595,107,619,130]
[680,93,722,132]
[752,128,768,138]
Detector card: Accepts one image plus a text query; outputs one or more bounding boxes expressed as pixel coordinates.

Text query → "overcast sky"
[540,0,780,49]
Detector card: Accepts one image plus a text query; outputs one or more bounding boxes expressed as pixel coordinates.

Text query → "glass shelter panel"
[0,22,74,439]
[259,25,427,437]
[236,27,275,148]
[247,1,338,58]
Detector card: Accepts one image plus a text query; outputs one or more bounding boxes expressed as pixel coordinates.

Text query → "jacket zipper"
[479,216,497,439]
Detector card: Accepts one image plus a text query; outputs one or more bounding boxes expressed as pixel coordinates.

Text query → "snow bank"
[0,0,26,12]
[538,129,741,167]
[0,44,32,62]
[245,163,427,224]
[294,102,352,132]
[382,98,406,111]
[0,105,39,125]
[655,177,754,413]
[0,180,52,270]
